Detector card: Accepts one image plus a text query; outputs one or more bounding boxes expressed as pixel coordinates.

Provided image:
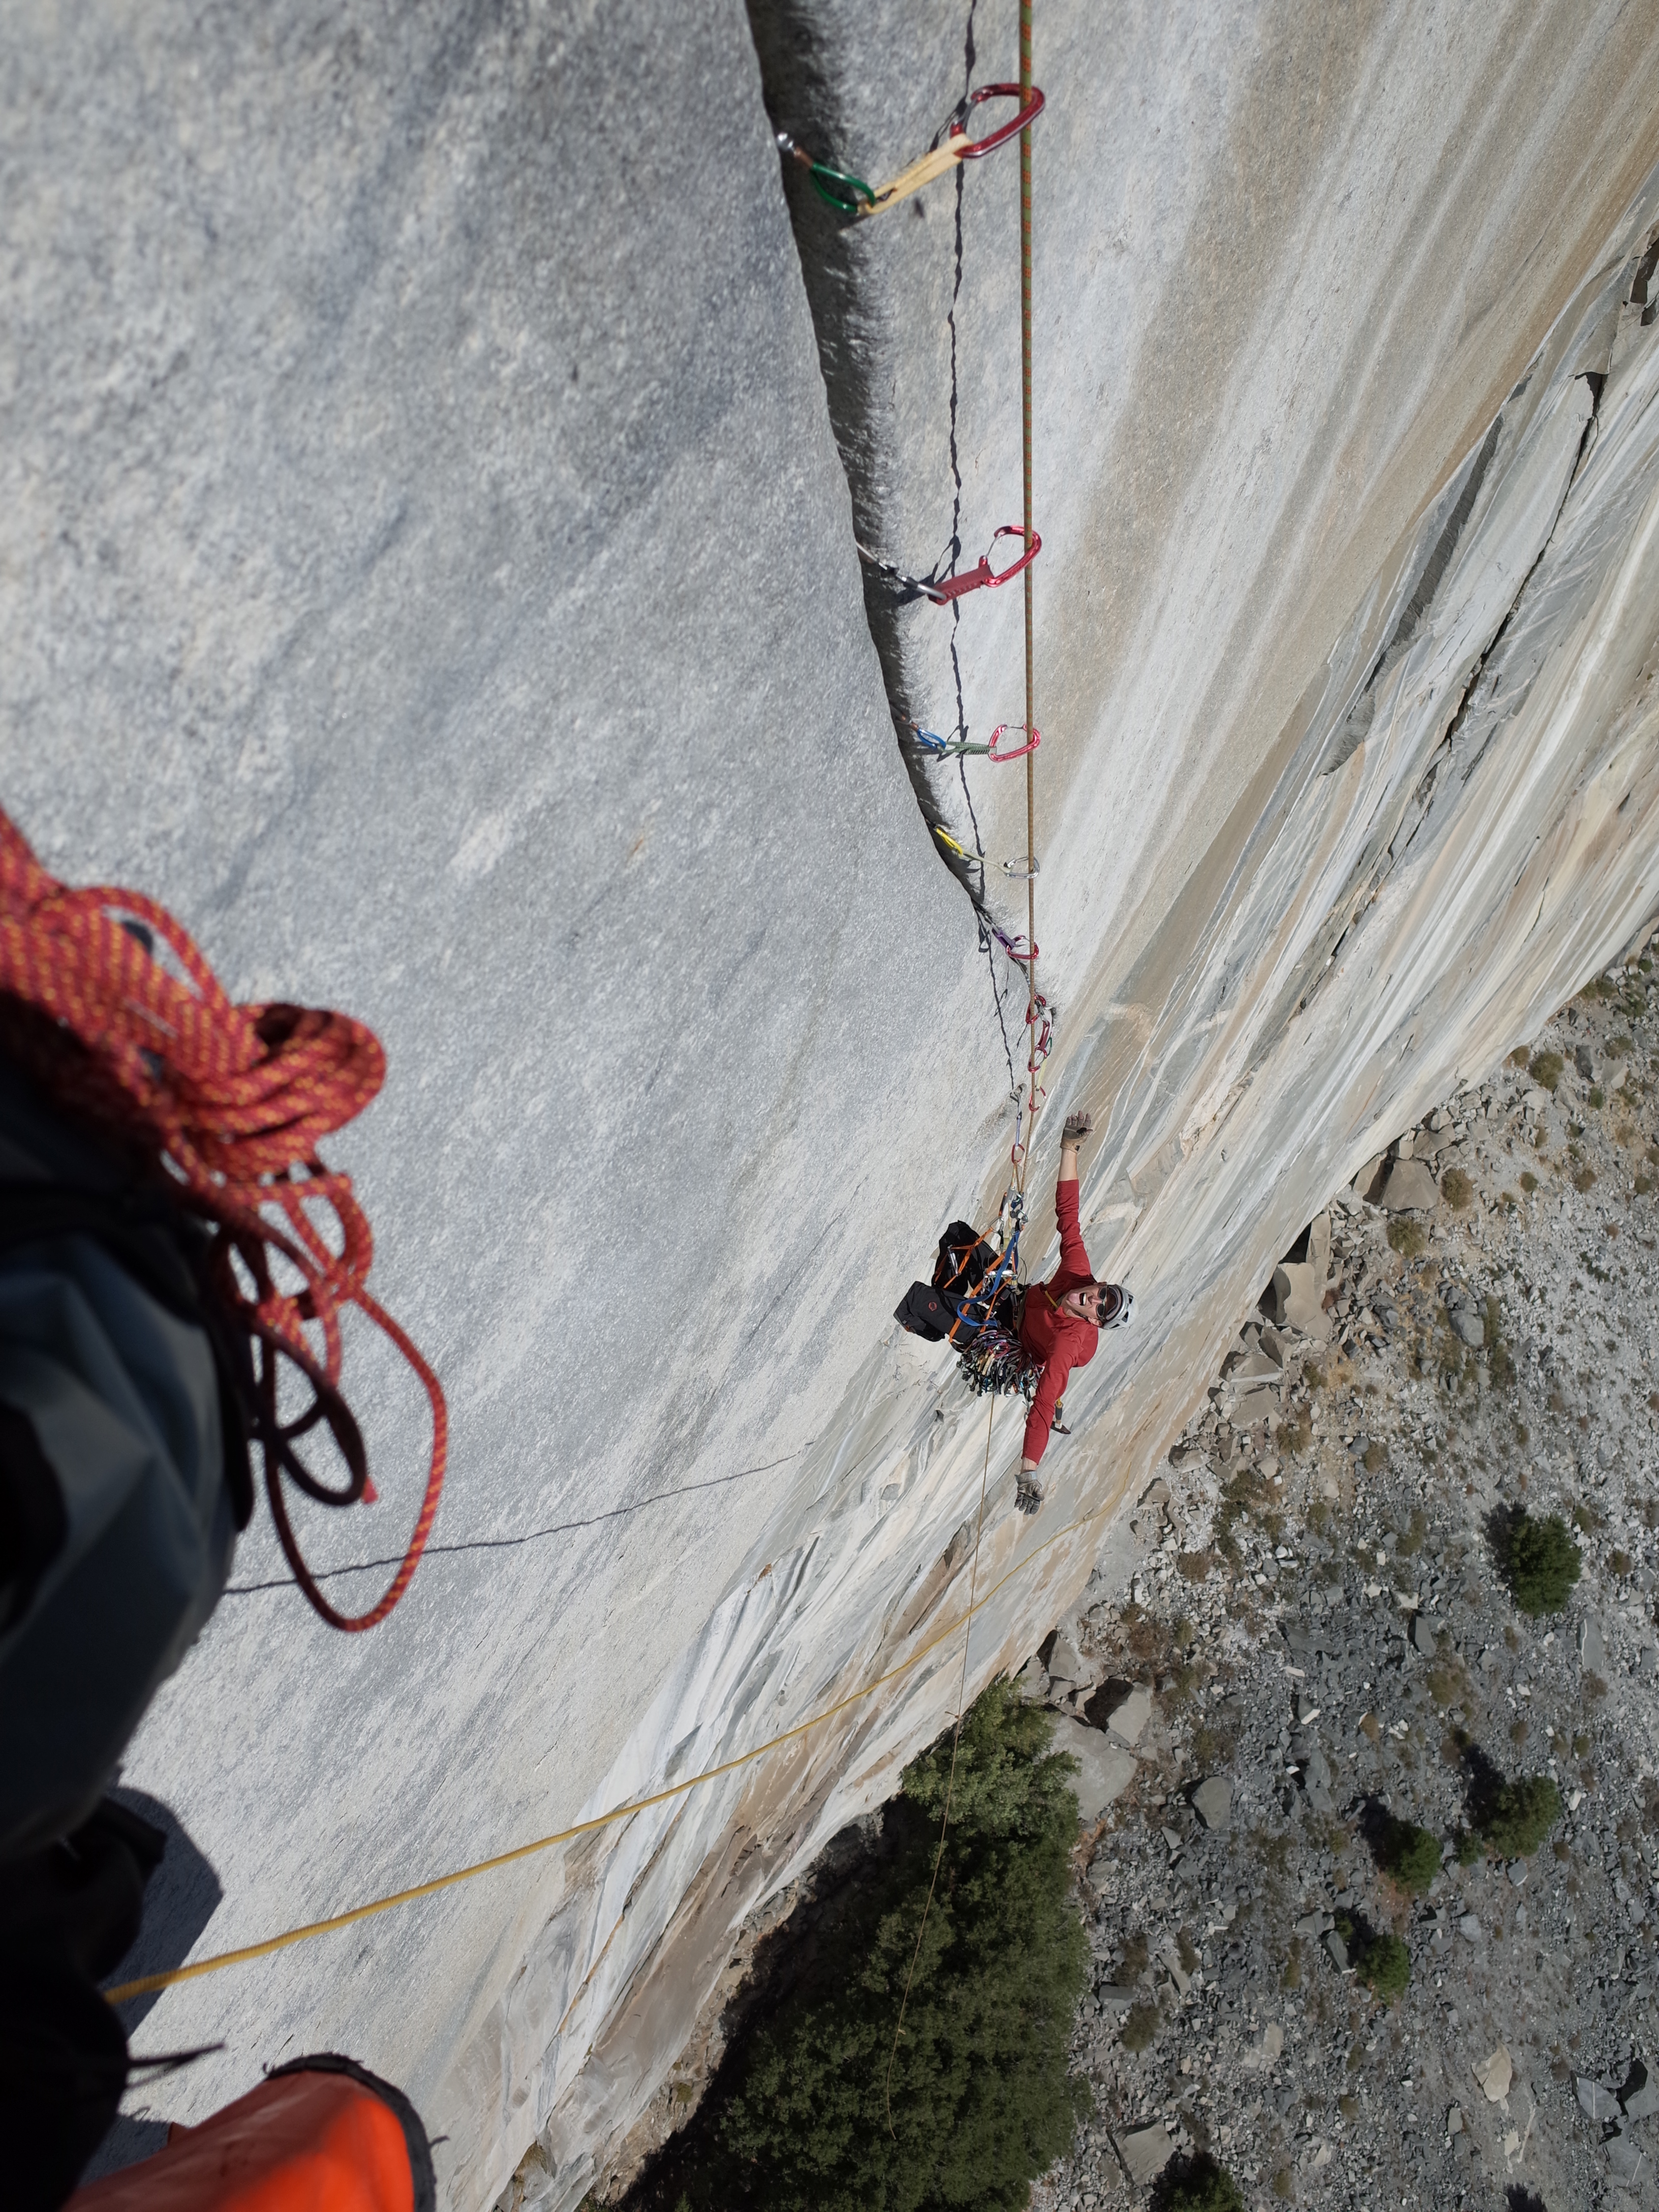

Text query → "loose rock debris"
[1028,960,1659,2207]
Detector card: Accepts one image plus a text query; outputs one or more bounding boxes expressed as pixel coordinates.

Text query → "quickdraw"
[912,719,1039,764]
[1026,990,1054,1080]
[987,721,1039,762]
[931,525,1041,604]
[931,822,984,867]
[776,84,1045,221]
[989,921,1039,966]
[858,525,1039,608]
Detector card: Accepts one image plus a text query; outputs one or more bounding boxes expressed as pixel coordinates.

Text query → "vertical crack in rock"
[744,1,1001,921]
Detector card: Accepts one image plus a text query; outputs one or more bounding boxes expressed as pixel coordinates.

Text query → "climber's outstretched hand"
[1062,1110,1092,1144]
[1015,1468,1044,1516]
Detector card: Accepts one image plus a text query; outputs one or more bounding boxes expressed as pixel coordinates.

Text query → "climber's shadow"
[100,1786,223,2036]
[101,1786,223,2036]
[81,1788,224,2183]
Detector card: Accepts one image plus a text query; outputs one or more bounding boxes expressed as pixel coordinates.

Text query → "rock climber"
[1011,1109,1132,1516]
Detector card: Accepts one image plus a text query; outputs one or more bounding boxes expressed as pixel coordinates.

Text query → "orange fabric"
[68,2072,414,2212]
[0,806,445,1630]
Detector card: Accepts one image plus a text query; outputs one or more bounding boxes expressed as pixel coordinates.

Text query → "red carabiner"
[930,525,1041,604]
[988,722,1040,763]
[948,83,1047,160]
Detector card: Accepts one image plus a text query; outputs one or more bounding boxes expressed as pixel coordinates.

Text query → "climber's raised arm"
[1012,1109,1135,1516]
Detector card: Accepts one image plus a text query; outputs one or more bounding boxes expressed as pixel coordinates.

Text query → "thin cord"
[105,1446,1125,2009]
[883,1391,995,2134]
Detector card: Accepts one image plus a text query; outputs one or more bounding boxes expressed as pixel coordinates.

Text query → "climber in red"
[1013,1111,1132,1515]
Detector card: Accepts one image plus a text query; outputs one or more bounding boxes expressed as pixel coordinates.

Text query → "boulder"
[1105,1683,1153,1746]
[1622,2058,1658,2121]
[1047,1715,1138,1824]
[1307,1210,1332,1283]
[1378,1156,1440,1211]
[1119,2124,1174,2186]
[1580,1616,1606,1674]
[1191,1776,1232,1831]
[1473,2045,1513,2102]
[1580,2075,1621,2121]
[1324,1927,1349,1970]
[1042,1629,1085,1686]
[1140,1477,1172,1506]
[1411,1612,1438,1656]
[1607,2126,1648,2182]
[1352,1152,1390,1203]
[1446,2103,1464,2135]
[1233,1385,1281,1426]
[1451,1307,1485,1346]
[1267,1260,1330,1338]
[1155,1931,1192,1995]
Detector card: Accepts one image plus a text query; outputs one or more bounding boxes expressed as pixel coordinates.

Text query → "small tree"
[695,1679,1091,2212]
[1378,1816,1441,1895]
[1502,1512,1582,1615]
[1150,2152,1248,2212]
[1481,1775,1562,1857]
[1354,1929,1410,2003]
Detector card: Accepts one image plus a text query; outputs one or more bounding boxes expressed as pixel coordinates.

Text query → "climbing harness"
[777,82,1044,221]
[858,523,1039,606]
[0,810,445,1632]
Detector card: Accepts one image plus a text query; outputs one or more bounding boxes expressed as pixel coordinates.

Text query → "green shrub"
[1121,2001,1159,2053]
[1481,1775,1563,1857]
[686,1679,1090,2211]
[1520,1171,1539,1194]
[1529,1051,1565,1090]
[1387,1218,1427,1258]
[1378,1816,1441,1894]
[1502,1512,1582,1614]
[1150,2154,1248,2212]
[1441,1166,1473,1209]
[1353,1928,1411,2002]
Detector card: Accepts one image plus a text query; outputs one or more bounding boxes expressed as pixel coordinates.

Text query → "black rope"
[222,1449,812,1594]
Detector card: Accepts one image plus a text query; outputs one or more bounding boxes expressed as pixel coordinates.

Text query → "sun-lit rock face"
[7,5,1659,2209]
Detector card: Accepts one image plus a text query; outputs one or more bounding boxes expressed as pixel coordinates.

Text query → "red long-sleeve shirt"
[1018,1177,1097,1464]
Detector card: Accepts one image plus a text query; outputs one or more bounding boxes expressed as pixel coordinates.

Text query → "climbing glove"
[1015,1470,1044,1516]
[1062,1111,1092,1143]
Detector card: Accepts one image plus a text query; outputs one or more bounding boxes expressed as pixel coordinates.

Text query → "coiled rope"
[0,808,446,1632]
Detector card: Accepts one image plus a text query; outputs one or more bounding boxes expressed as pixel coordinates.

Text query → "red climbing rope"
[0,808,446,1632]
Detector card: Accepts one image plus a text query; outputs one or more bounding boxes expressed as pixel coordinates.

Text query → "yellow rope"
[106,1464,1112,2007]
